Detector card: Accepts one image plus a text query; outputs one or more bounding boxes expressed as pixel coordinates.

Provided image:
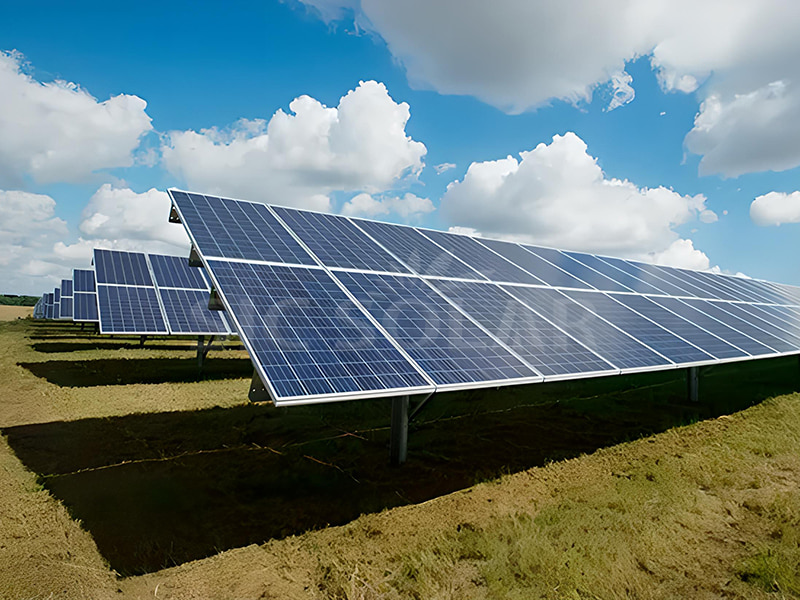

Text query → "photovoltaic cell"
[564,251,667,295]
[97,286,168,334]
[719,302,800,347]
[420,231,543,285]
[149,254,207,289]
[680,299,796,353]
[630,262,705,298]
[60,297,73,319]
[611,294,745,359]
[208,261,431,400]
[647,296,773,357]
[503,286,669,370]
[335,271,538,386]
[657,266,737,301]
[479,238,590,288]
[73,269,96,293]
[61,279,73,297]
[598,257,689,297]
[273,206,410,273]
[429,279,615,377]
[73,293,99,322]
[169,191,316,265]
[353,218,486,280]
[94,249,153,286]
[523,246,631,292]
[158,288,229,335]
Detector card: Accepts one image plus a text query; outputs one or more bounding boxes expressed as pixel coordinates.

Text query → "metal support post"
[390,395,410,466]
[687,366,699,403]
[139,335,147,348]
[196,335,215,371]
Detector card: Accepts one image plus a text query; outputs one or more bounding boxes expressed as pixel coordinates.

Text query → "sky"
[2,0,800,295]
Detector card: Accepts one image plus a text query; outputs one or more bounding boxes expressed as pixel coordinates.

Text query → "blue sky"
[1,0,800,294]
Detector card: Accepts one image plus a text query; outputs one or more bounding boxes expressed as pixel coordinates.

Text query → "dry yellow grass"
[0,318,799,599]
[0,305,33,321]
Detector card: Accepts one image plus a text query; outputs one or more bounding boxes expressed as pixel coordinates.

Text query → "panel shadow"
[3,356,798,576]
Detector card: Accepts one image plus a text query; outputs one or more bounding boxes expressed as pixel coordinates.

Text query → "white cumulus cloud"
[0,51,153,185]
[440,132,715,269]
[341,192,434,219]
[750,191,800,226]
[162,80,426,210]
[299,0,800,176]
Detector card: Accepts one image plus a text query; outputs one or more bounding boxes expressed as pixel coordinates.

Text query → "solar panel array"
[59,278,74,320]
[169,189,800,406]
[93,248,231,336]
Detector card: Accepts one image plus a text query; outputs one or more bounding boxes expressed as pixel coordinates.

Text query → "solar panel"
[94,249,168,335]
[53,288,61,319]
[352,218,486,280]
[170,191,316,265]
[58,278,73,319]
[272,206,411,273]
[72,269,99,322]
[44,293,54,320]
[563,290,713,364]
[428,279,616,378]
[479,238,591,288]
[207,260,433,402]
[148,253,230,335]
[522,246,631,292]
[335,271,538,388]
[168,188,800,406]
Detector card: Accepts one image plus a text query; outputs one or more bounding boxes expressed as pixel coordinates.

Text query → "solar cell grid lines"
[94,249,153,286]
[98,285,168,334]
[420,230,543,285]
[206,261,432,401]
[429,279,615,378]
[73,269,96,293]
[563,251,667,295]
[272,205,411,273]
[149,254,208,289]
[352,218,486,280]
[335,271,538,387]
[479,238,591,289]
[522,245,631,293]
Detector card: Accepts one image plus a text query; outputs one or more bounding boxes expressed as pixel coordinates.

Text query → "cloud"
[440,132,715,269]
[0,51,152,185]
[341,192,434,219]
[162,80,426,210]
[685,82,800,177]
[434,162,456,174]
[0,189,68,294]
[750,190,800,226]
[299,1,800,175]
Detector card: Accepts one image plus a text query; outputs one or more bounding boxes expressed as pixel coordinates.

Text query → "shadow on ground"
[4,357,799,576]
[18,357,254,386]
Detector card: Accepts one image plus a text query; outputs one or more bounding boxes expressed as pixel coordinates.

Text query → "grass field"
[1,316,799,598]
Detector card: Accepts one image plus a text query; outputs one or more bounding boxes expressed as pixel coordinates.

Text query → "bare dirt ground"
[1,317,799,599]
[0,305,33,321]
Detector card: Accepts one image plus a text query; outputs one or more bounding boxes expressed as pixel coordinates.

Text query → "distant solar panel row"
[72,269,99,322]
[169,189,800,406]
[93,249,230,336]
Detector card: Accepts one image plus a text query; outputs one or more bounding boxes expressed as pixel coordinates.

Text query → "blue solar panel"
[94,249,153,286]
[73,269,96,293]
[658,266,738,301]
[686,271,764,303]
[680,299,794,353]
[97,286,168,334]
[73,293,99,322]
[273,206,410,273]
[335,271,538,386]
[761,281,800,305]
[564,291,713,364]
[564,251,667,295]
[61,279,73,297]
[207,261,431,400]
[352,218,486,280]
[169,191,316,265]
[629,262,707,298]
[647,297,774,357]
[597,257,689,297]
[420,231,543,285]
[504,286,671,370]
[158,288,229,335]
[611,294,745,359]
[719,302,800,347]
[149,253,208,289]
[523,246,631,292]
[54,288,61,303]
[479,238,591,288]
[60,297,73,319]
[429,279,615,377]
